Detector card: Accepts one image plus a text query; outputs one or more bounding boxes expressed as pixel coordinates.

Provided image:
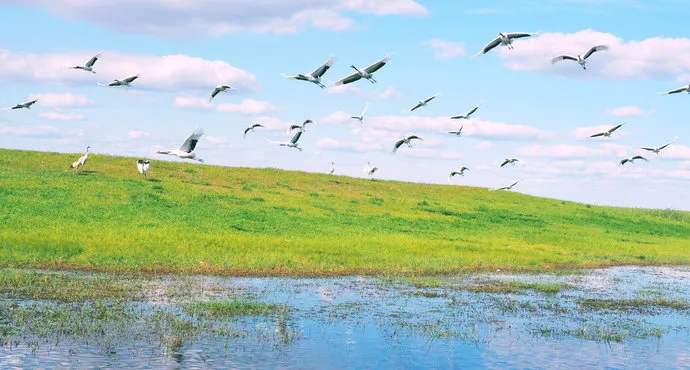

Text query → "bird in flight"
[449,167,470,181]
[156,128,205,162]
[209,85,233,102]
[474,32,538,56]
[500,158,519,167]
[450,103,482,120]
[137,159,151,176]
[659,84,690,95]
[589,122,626,138]
[619,155,647,166]
[492,179,522,191]
[281,57,335,89]
[99,74,139,87]
[408,93,440,112]
[244,123,263,138]
[351,103,369,124]
[448,125,464,137]
[71,53,101,73]
[552,45,609,69]
[392,135,423,154]
[333,55,391,86]
[10,99,39,110]
[640,137,678,154]
[269,130,306,151]
[288,119,314,133]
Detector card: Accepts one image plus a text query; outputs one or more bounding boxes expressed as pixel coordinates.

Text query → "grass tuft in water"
[186,300,289,319]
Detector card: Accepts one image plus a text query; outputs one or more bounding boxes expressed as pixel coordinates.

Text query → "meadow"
[1,148,689,276]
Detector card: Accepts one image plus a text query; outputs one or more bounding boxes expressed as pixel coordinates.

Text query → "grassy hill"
[1,148,689,276]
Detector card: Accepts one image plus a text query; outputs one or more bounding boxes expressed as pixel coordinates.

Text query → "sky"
[1,0,690,210]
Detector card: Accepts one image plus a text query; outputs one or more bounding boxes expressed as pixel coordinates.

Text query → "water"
[1,266,689,369]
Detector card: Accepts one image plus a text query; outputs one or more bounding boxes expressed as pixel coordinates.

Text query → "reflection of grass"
[578,298,690,312]
[186,300,288,318]
[2,148,690,276]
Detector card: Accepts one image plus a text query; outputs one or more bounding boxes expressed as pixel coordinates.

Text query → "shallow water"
[1,266,689,369]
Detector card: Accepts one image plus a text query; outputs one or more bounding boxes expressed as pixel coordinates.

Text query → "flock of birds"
[6,31,685,190]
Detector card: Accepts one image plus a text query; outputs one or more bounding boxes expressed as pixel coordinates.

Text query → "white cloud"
[379,86,403,99]
[658,144,690,160]
[173,96,214,110]
[128,131,150,139]
[39,111,85,121]
[0,49,258,92]
[8,0,427,37]
[216,99,277,115]
[320,110,353,124]
[327,84,363,96]
[28,92,92,107]
[422,39,466,60]
[605,105,648,117]
[0,125,60,137]
[498,29,690,79]
[518,143,630,159]
[474,141,494,150]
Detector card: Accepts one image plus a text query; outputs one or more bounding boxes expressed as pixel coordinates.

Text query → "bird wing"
[409,102,424,112]
[450,114,466,119]
[363,55,391,74]
[86,53,101,67]
[210,87,222,99]
[461,167,470,171]
[474,36,502,56]
[361,103,369,116]
[466,105,480,117]
[589,132,605,138]
[423,94,438,104]
[143,162,150,172]
[334,71,361,86]
[302,119,313,126]
[392,139,405,152]
[289,124,302,131]
[619,159,629,166]
[506,32,535,40]
[510,180,521,187]
[137,161,144,173]
[243,127,252,137]
[500,159,510,167]
[632,155,647,161]
[608,122,625,133]
[123,75,139,83]
[660,87,686,95]
[290,130,303,144]
[179,128,204,153]
[253,124,263,129]
[449,172,460,178]
[407,135,422,141]
[551,55,577,64]
[310,58,335,78]
[584,45,608,59]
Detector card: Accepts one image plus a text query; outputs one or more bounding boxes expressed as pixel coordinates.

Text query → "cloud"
[27,92,92,107]
[0,125,60,137]
[498,29,690,80]
[518,143,630,159]
[39,111,85,121]
[474,141,495,150]
[605,105,648,117]
[173,96,214,110]
[320,110,353,124]
[0,49,258,92]
[128,131,150,139]
[8,0,427,37]
[422,39,466,60]
[379,86,403,99]
[658,144,690,160]
[216,99,277,115]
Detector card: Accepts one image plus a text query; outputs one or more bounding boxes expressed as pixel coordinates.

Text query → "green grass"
[186,300,288,318]
[1,148,690,276]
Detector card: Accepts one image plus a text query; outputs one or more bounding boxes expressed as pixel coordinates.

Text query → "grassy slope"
[1,148,689,276]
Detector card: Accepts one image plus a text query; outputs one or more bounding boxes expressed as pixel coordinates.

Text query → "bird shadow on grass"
[74,170,98,176]
[145,178,162,183]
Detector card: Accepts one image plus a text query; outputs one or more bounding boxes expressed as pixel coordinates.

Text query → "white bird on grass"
[589,122,626,138]
[448,125,464,136]
[244,123,263,138]
[449,167,470,181]
[99,74,139,87]
[71,53,101,73]
[137,159,151,176]
[269,130,305,151]
[156,128,205,162]
[474,32,538,56]
[619,155,647,166]
[551,45,609,69]
[69,146,90,174]
[408,93,440,112]
[281,58,335,88]
[450,103,482,120]
[392,135,423,154]
[500,158,519,167]
[209,85,233,102]
[640,137,678,154]
[333,55,391,86]
[491,179,522,191]
[288,119,314,133]
[351,103,369,123]
[10,99,39,110]
[659,85,690,95]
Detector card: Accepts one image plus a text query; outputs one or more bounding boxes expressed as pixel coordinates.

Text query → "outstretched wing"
[407,135,422,141]
[361,103,369,116]
[392,139,405,153]
[290,130,303,144]
[123,75,139,83]
[449,171,460,177]
[589,132,605,138]
[179,128,205,153]
[465,104,480,117]
[584,45,608,60]
[423,94,438,104]
[334,71,361,86]
[310,58,335,78]
[608,122,625,133]
[507,32,535,40]
[86,53,101,68]
[252,124,264,129]
[289,124,302,131]
[640,147,655,152]
[660,87,686,95]
[210,87,222,100]
[364,55,391,74]
[552,55,577,64]
[409,102,424,112]
[474,36,501,56]
[500,159,510,167]
[137,160,144,173]
[631,155,647,161]
[243,127,252,137]
[509,180,521,188]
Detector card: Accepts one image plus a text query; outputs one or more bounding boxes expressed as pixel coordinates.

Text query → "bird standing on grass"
[137,159,150,176]
[70,146,90,174]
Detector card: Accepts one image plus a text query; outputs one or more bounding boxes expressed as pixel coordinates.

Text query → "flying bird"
[10,99,39,110]
[288,119,314,133]
[244,123,263,138]
[551,45,609,69]
[474,32,538,56]
[156,128,205,162]
[333,55,391,86]
[659,85,690,95]
[500,158,519,167]
[209,85,233,102]
[269,130,306,151]
[409,93,440,112]
[137,159,151,176]
[640,137,678,154]
[492,179,522,191]
[450,103,482,120]
[449,167,470,181]
[71,53,101,73]
[619,155,647,166]
[366,162,379,177]
[448,125,464,136]
[99,74,139,87]
[281,58,335,88]
[69,146,90,174]
[589,122,626,138]
[392,135,423,154]
[329,162,335,175]
[351,103,369,123]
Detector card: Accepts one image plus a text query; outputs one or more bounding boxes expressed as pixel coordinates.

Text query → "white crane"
[269,130,305,151]
[449,167,470,181]
[500,158,519,167]
[10,99,39,110]
[351,103,369,123]
[333,55,391,86]
[450,103,482,120]
[408,93,440,112]
[589,122,626,138]
[209,85,233,102]
[474,32,538,56]
[640,137,678,154]
[619,155,647,166]
[71,53,101,73]
[366,162,379,177]
[244,123,263,138]
[156,128,205,162]
[98,74,139,87]
[137,159,151,176]
[289,119,314,133]
[659,85,690,95]
[69,146,90,174]
[551,45,608,69]
[448,125,464,136]
[281,58,335,88]
[329,162,335,175]
[491,179,522,191]
[392,135,423,154]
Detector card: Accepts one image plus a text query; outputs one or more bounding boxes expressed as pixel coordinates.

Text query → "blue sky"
[1,0,690,210]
